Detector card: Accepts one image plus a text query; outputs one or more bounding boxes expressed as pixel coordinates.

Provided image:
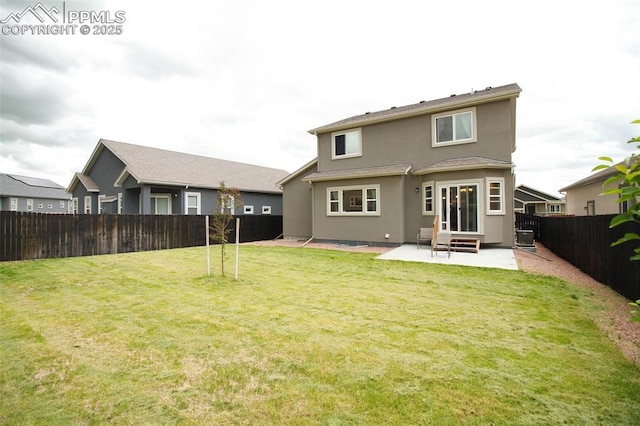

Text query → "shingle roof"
[0,173,70,199]
[302,163,412,182]
[79,139,289,194]
[308,83,521,134]
[412,157,513,175]
[558,163,619,192]
[516,185,562,202]
[72,173,99,192]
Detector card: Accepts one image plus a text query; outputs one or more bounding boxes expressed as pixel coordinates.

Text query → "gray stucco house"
[279,83,521,247]
[68,139,289,215]
[514,185,566,215]
[0,173,71,213]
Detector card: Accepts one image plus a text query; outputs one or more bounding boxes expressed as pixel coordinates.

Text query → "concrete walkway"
[377,245,519,270]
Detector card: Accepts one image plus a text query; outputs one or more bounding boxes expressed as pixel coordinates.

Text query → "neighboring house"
[280,83,521,247]
[0,173,71,213]
[514,185,566,215]
[67,139,289,215]
[559,160,629,216]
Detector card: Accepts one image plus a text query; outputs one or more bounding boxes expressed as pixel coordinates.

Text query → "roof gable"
[78,139,290,194]
[516,185,562,202]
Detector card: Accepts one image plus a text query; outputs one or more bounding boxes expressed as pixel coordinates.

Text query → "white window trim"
[185,191,201,215]
[331,128,362,160]
[432,107,477,147]
[262,206,272,215]
[436,179,483,234]
[220,195,235,215]
[10,198,18,211]
[486,177,505,215]
[117,193,123,214]
[27,199,34,211]
[244,205,254,214]
[422,181,435,215]
[326,184,380,216]
[150,193,172,215]
[60,200,66,209]
[72,197,78,214]
[84,196,91,214]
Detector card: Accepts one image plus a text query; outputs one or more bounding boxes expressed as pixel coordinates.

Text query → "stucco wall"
[565,181,619,216]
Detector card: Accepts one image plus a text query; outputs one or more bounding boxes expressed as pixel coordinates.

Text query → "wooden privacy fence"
[516,213,640,301]
[0,212,282,262]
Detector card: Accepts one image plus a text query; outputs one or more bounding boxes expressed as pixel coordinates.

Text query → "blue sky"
[1,0,638,197]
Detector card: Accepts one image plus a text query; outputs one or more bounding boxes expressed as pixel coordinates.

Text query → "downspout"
[308,182,315,244]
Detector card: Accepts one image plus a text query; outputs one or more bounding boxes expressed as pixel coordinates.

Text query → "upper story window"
[10,198,18,211]
[432,107,477,146]
[331,128,362,159]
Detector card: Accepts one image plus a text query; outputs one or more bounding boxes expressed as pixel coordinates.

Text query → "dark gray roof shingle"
[0,173,70,199]
[89,140,289,194]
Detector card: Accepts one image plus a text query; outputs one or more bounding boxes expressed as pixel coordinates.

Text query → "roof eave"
[302,165,411,183]
[413,163,513,175]
[308,88,521,135]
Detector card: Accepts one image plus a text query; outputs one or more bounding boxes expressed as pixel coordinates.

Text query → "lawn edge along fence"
[0,212,282,261]
[516,213,640,301]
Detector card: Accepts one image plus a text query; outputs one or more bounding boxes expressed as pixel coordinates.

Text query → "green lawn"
[1,245,639,424]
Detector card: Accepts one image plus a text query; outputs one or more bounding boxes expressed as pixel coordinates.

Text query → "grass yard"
[1,245,639,424]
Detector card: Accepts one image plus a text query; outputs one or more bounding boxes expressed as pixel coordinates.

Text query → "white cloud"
[0,0,638,195]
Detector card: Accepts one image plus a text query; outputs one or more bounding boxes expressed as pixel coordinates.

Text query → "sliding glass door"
[439,183,478,232]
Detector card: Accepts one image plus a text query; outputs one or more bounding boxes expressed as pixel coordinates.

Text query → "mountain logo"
[1,2,59,24]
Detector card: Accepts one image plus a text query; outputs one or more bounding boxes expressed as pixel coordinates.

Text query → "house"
[0,173,71,213]
[514,185,566,215]
[559,159,629,216]
[279,83,521,247]
[67,139,289,215]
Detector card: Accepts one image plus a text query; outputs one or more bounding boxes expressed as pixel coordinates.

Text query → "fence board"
[0,212,282,262]
[516,213,640,301]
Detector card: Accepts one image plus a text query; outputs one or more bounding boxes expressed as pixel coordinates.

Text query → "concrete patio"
[377,245,519,270]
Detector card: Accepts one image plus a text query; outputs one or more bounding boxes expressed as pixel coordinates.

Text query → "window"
[432,108,476,146]
[438,182,479,232]
[118,193,123,214]
[27,199,33,211]
[185,192,201,215]
[151,194,171,215]
[220,195,235,215]
[84,196,91,214]
[327,185,379,216]
[422,181,434,215]
[486,178,505,215]
[244,205,254,214]
[72,198,78,214]
[549,204,561,213]
[60,200,65,209]
[331,128,362,159]
[262,206,271,215]
[10,198,18,211]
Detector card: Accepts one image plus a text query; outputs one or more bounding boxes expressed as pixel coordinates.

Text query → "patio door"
[439,183,478,232]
